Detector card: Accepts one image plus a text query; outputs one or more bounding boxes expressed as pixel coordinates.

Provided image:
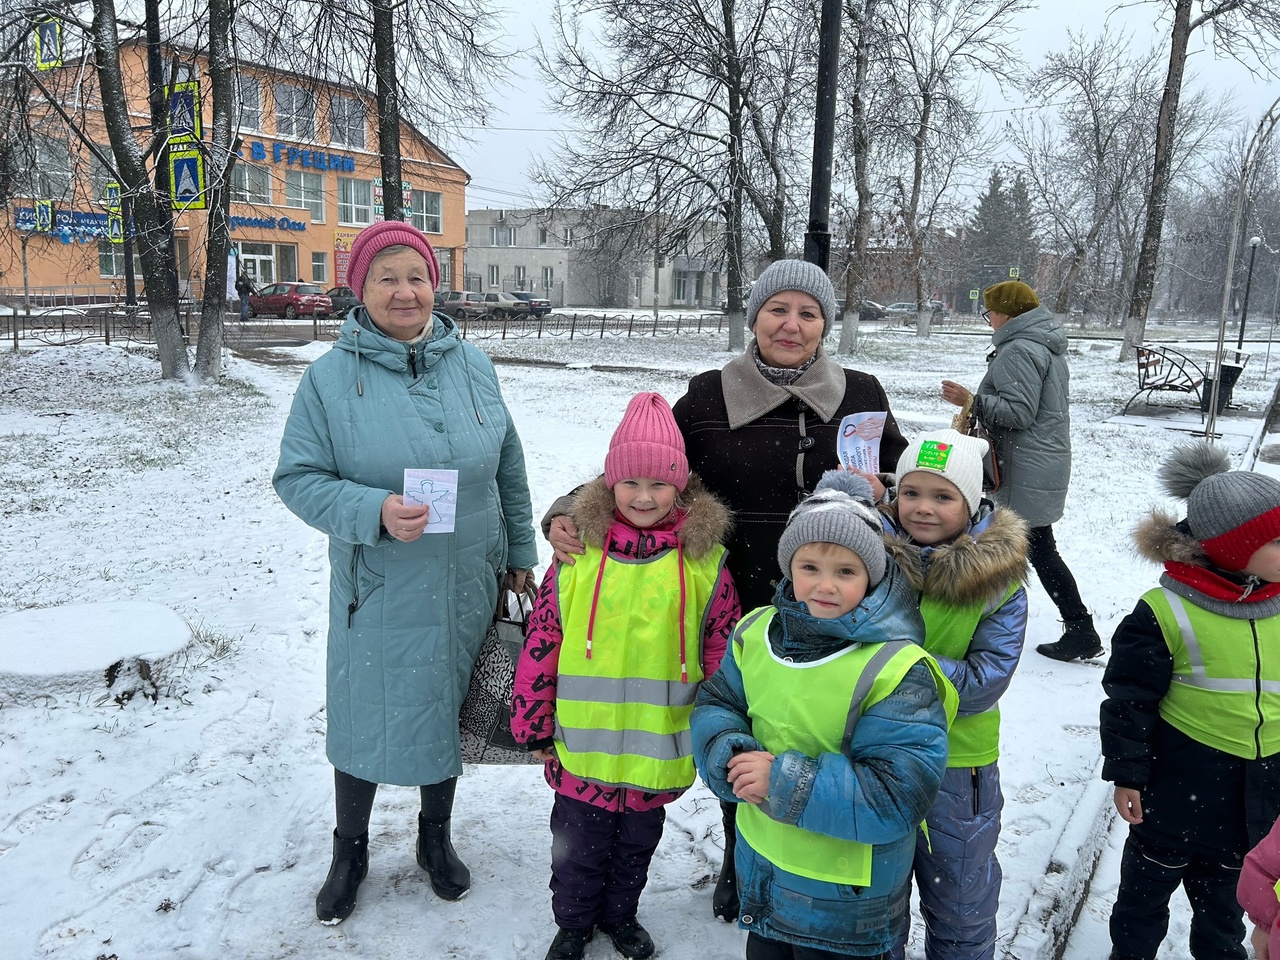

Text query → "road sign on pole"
[34,20,62,70]
[169,150,207,210]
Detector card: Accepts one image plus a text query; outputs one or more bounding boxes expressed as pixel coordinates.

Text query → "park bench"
[1122,345,1206,416]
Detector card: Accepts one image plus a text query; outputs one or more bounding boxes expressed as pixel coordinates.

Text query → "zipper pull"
[409,345,417,378]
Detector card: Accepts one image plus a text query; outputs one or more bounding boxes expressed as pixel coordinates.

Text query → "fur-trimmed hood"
[570,474,732,560]
[882,503,1029,608]
[1134,508,1206,567]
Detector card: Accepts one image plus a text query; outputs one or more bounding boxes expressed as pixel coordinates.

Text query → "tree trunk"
[372,0,404,222]
[195,0,235,380]
[838,0,877,356]
[723,0,747,351]
[1121,0,1192,361]
[91,0,189,379]
[910,93,931,338]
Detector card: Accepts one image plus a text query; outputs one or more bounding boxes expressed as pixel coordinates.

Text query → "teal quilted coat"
[273,309,538,786]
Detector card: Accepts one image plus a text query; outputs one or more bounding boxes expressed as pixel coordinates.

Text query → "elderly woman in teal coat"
[273,220,538,925]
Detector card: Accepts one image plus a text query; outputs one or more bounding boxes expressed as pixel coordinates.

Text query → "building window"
[439,259,451,287]
[98,240,140,278]
[236,76,262,131]
[489,225,516,246]
[538,226,548,246]
[410,190,442,234]
[20,137,72,198]
[312,252,328,284]
[275,83,315,137]
[230,163,272,204]
[286,169,325,221]
[487,265,500,287]
[674,272,689,301]
[541,266,554,289]
[328,95,366,148]
[514,265,526,288]
[563,227,574,246]
[88,147,114,200]
[338,177,373,225]
[165,58,195,82]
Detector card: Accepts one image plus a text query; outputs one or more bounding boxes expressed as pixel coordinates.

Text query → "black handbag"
[458,582,540,765]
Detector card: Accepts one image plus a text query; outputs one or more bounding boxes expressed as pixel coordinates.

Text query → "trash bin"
[1201,361,1245,414]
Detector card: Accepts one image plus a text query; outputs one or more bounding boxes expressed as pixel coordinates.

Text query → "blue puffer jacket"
[691,562,950,955]
[273,309,538,786]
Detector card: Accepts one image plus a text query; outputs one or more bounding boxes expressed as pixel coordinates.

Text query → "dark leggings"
[1026,524,1089,622]
[334,768,457,839]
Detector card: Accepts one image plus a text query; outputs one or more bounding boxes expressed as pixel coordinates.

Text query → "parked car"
[860,299,886,322]
[323,285,360,318]
[482,291,531,319]
[512,291,552,317]
[884,301,918,320]
[247,282,332,319]
[438,290,487,320]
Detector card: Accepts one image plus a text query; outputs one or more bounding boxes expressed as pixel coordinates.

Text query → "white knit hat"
[896,429,988,518]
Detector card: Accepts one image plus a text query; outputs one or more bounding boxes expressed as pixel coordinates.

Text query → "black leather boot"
[544,927,594,960]
[417,778,470,900]
[712,802,738,921]
[1036,617,1104,662]
[315,830,369,924]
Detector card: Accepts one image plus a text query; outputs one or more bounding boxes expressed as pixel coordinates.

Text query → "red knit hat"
[346,220,440,300]
[604,393,689,490]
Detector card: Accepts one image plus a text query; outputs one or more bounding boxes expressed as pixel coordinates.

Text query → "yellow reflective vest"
[1145,587,1280,759]
[734,607,956,886]
[554,540,727,792]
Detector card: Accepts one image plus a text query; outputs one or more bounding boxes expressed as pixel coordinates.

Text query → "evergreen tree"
[966,166,1037,295]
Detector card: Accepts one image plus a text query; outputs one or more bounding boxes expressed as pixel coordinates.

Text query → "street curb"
[1007,761,1113,960]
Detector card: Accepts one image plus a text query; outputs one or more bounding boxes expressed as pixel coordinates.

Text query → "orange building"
[0,40,468,303]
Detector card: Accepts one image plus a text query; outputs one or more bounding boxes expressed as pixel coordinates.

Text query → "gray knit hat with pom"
[747,259,838,338]
[777,470,887,586]
[1159,441,1280,571]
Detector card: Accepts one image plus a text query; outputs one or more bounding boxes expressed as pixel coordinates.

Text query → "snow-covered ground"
[0,325,1273,959]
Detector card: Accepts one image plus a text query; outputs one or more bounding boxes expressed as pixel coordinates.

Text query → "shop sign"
[373,179,412,221]
[228,214,308,232]
[240,140,356,172]
[16,206,114,238]
[334,229,361,285]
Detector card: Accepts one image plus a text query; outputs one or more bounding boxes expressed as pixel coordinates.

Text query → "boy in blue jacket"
[691,471,955,959]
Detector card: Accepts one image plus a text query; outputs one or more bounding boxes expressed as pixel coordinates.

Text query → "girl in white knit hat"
[880,428,1030,960]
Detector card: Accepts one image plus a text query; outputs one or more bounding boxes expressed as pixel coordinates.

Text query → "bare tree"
[1121,0,1280,360]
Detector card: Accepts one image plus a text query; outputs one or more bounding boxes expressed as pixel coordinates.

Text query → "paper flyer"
[836,411,888,474]
[403,468,459,534]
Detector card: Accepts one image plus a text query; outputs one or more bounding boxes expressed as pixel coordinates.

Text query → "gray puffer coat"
[273,309,538,786]
[975,304,1071,527]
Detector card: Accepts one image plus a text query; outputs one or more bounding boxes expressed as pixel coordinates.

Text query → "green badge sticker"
[915,439,952,471]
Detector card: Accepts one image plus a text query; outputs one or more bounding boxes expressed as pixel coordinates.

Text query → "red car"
[247,282,333,319]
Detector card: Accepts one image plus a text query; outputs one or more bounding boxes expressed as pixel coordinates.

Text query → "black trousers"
[1026,524,1090,622]
[1108,828,1246,960]
[333,767,456,838]
[549,792,665,930]
[746,932,887,960]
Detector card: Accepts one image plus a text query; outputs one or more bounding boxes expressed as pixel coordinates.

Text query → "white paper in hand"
[836,412,888,474]
[403,468,459,534]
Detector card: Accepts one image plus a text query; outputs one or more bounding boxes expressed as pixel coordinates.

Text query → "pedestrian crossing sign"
[169,149,207,210]
[35,199,54,233]
[105,181,121,212]
[34,19,62,70]
[166,81,202,143]
[107,214,124,244]
[1009,267,1020,279]
[969,289,979,300]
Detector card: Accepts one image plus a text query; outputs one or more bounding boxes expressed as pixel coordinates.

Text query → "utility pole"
[803,0,841,272]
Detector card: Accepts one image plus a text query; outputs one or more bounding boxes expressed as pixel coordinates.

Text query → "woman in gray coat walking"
[942,280,1102,662]
[273,220,538,923]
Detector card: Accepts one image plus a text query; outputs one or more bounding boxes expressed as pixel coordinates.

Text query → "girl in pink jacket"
[1240,816,1280,960]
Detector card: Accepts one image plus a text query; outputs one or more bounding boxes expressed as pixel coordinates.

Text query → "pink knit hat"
[346,220,440,300]
[604,393,689,490]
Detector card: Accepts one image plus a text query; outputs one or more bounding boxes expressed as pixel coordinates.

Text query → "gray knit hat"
[746,259,838,337]
[777,470,887,586]
[1159,442,1280,571]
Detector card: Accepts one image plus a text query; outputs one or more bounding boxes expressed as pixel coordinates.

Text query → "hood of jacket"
[991,304,1066,356]
[882,502,1028,609]
[769,557,925,661]
[333,307,458,373]
[720,345,849,429]
[570,474,732,561]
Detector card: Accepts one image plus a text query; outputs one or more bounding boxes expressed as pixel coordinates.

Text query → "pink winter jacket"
[510,476,739,813]
[1240,814,1280,942]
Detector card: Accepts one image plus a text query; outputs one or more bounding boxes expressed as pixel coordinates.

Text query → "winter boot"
[598,919,656,959]
[1036,616,1104,662]
[544,926,594,960]
[315,830,369,924]
[712,802,739,921]
[416,812,471,900]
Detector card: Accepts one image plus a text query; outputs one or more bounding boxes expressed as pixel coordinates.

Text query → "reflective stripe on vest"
[554,540,727,792]
[734,607,955,886]
[1146,586,1280,760]
[920,581,1019,767]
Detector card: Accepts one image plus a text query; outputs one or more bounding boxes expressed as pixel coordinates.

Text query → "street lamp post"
[1237,236,1263,354]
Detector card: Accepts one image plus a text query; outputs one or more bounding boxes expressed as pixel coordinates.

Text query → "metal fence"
[456,311,729,340]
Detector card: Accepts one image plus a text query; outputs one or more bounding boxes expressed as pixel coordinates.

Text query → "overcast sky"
[449,0,1280,211]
